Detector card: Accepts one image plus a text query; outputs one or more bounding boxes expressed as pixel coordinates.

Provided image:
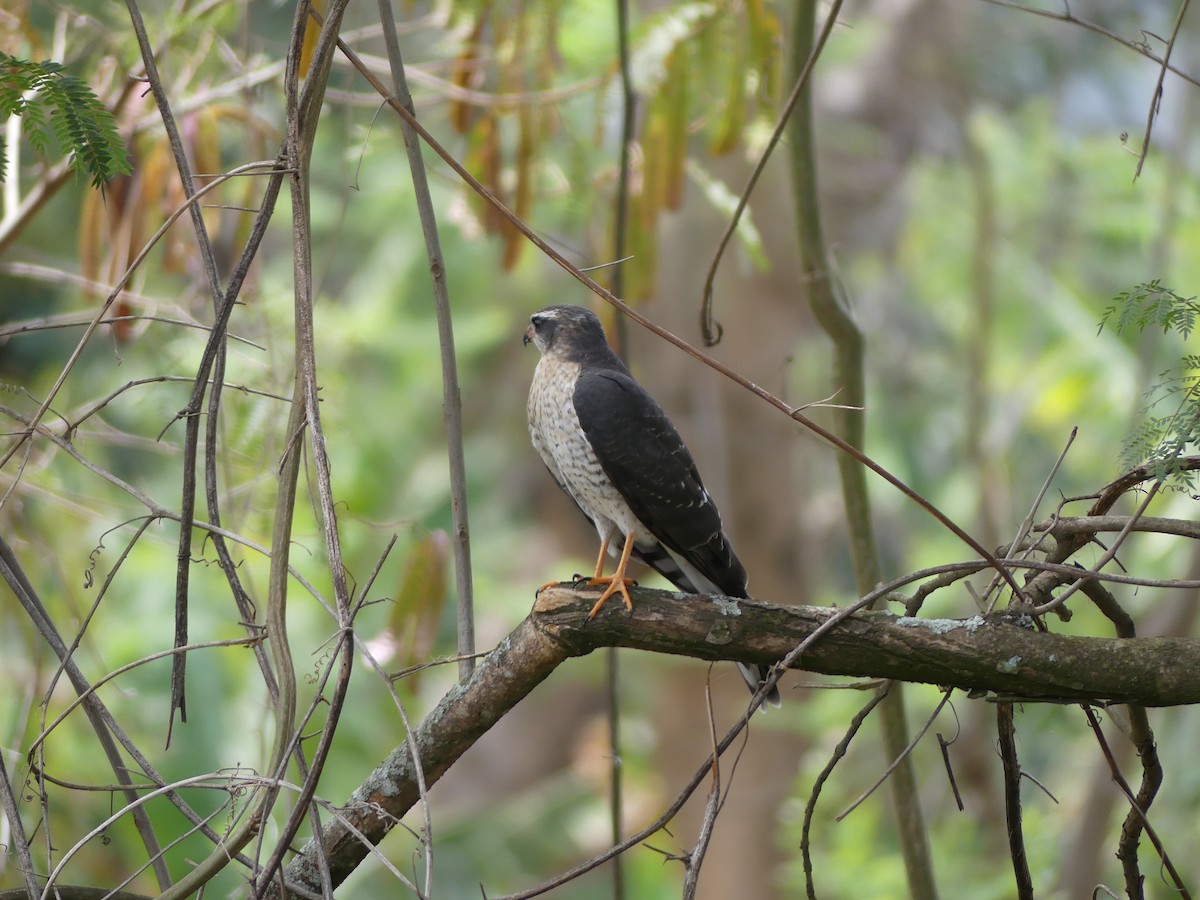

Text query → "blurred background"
[3,0,1200,897]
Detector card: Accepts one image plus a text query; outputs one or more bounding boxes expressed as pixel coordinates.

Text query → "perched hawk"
[524,304,778,704]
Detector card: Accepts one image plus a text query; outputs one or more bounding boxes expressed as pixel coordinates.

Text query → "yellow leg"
[590,537,610,580]
[585,531,636,619]
[536,537,610,595]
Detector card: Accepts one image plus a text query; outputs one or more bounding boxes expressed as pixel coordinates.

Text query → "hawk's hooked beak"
[523,323,535,347]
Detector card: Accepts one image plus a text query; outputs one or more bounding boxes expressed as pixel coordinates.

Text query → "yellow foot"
[584,576,636,619]
[535,579,564,597]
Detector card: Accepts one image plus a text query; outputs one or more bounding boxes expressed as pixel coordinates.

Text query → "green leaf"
[1103,280,1200,490]
[0,52,130,188]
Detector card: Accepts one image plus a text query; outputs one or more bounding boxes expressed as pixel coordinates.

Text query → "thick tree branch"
[534,588,1200,706]
[271,616,569,897]
[274,585,1200,896]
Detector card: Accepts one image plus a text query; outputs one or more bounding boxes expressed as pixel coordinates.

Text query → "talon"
[585,532,637,619]
[585,576,636,619]
[535,579,561,597]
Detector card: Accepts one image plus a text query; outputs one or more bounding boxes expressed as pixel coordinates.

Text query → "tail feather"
[635,541,781,707]
[737,662,782,708]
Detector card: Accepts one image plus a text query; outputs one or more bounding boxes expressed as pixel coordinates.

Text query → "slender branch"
[835,689,954,821]
[0,310,266,350]
[122,0,229,728]
[1081,706,1190,899]
[605,0,638,893]
[1031,482,1160,616]
[978,412,1077,616]
[0,159,281,480]
[197,156,290,712]
[251,1,359,893]
[978,0,1200,90]
[1134,0,1190,178]
[682,679,722,900]
[370,0,475,683]
[699,0,844,344]
[802,683,889,900]
[37,771,270,900]
[0,890,149,900]
[28,637,261,762]
[0,744,39,899]
[1078,578,1163,900]
[269,615,570,898]
[997,703,1034,899]
[786,1,936,895]
[1,537,167,891]
[0,402,334,611]
[1035,513,1200,540]
[1117,701,1164,900]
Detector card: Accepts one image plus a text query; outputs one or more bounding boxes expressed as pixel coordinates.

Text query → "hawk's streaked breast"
[527,353,650,549]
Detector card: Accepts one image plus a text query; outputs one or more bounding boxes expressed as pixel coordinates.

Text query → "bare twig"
[835,689,954,821]
[802,683,890,899]
[980,427,1077,613]
[122,0,230,729]
[978,0,1200,90]
[699,0,844,344]
[1077,579,1164,900]
[1134,0,1190,179]
[0,743,39,899]
[271,615,570,898]
[198,158,291,711]
[1031,482,1160,616]
[682,677,723,899]
[997,703,1034,899]
[0,159,281,482]
[350,613,435,896]
[1,536,166,891]
[1081,706,1190,900]
[37,771,271,900]
[1034,513,1200,541]
[370,0,475,684]
[67,376,288,432]
[28,638,261,765]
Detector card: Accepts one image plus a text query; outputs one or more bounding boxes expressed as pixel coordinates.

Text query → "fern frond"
[0,53,130,188]
[1100,280,1199,340]
[1106,281,1200,492]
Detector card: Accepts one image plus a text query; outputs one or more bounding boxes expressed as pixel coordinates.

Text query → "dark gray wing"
[572,368,747,598]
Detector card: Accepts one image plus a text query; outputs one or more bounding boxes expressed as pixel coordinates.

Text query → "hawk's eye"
[530,314,545,329]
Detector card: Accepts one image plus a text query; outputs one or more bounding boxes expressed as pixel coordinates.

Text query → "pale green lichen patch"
[998,656,1022,673]
[893,614,985,634]
[712,596,742,616]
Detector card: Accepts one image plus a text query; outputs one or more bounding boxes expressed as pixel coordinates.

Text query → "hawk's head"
[523,305,608,360]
